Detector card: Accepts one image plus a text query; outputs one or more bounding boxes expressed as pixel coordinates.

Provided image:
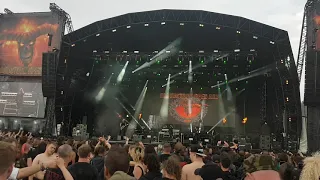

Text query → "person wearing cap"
[194,162,224,180]
[181,145,205,180]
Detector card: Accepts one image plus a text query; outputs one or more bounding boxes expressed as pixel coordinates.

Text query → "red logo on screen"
[169,98,208,123]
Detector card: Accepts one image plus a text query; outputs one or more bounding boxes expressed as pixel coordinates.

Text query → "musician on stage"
[119,119,129,138]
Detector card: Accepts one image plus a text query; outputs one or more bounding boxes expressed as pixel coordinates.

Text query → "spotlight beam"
[171,53,229,80]
[95,74,113,102]
[132,37,182,73]
[207,109,235,134]
[115,98,142,128]
[117,61,129,83]
[160,74,171,120]
[211,63,276,89]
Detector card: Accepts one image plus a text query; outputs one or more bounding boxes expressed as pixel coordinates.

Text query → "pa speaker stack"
[42,52,57,97]
[304,50,320,105]
[259,135,270,150]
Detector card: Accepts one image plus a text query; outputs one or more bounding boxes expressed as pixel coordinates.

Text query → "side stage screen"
[0,82,46,118]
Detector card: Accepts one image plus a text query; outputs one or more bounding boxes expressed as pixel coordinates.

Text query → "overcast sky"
[3,0,305,58]
[3,0,306,99]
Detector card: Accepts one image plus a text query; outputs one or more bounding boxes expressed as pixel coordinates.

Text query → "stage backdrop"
[0,12,63,76]
[142,92,236,129]
[0,82,46,118]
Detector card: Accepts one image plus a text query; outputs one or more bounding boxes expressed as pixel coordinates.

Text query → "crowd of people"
[0,130,318,180]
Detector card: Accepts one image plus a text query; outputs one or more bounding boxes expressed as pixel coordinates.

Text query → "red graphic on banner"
[169,97,208,123]
[0,13,61,76]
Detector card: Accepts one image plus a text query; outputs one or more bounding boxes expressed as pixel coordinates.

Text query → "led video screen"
[142,92,236,128]
[0,12,63,76]
[0,82,46,118]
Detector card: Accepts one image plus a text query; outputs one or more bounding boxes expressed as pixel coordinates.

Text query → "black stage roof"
[63,9,293,56]
[57,9,301,138]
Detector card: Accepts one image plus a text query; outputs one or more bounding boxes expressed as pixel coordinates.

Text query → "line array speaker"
[304,50,320,105]
[42,52,57,97]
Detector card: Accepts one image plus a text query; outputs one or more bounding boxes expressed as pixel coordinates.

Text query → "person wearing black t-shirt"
[68,144,98,180]
[220,153,236,180]
[44,144,73,180]
[159,143,171,163]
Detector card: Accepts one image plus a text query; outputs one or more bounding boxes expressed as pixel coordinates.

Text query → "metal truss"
[45,3,74,136]
[297,10,307,82]
[4,8,13,14]
[49,3,74,35]
[297,0,315,83]
[275,54,302,149]
[260,78,267,125]
[65,9,291,45]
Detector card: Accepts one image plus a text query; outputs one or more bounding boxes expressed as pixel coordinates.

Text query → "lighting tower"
[297,0,320,153]
[297,0,315,81]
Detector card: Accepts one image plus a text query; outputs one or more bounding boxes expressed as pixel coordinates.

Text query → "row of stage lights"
[70,21,276,47]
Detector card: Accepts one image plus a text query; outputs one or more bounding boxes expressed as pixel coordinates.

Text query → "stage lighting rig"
[4,8,14,14]
[49,3,74,33]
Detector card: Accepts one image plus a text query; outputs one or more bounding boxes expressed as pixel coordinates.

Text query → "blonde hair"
[300,152,320,180]
[132,146,144,162]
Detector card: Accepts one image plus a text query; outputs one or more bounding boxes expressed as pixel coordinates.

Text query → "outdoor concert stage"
[57,10,301,147]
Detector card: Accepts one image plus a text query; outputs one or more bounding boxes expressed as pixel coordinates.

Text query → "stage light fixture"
[234,49,240,52]
[112,29,116,32]
[96,33,100,37]
[71,44,75,47]
[127,25,131,29]
[180,23,184,26]
[253,36,258,39]
[161,22,166,25]
[242,117,248,124]
[144,23,149,26]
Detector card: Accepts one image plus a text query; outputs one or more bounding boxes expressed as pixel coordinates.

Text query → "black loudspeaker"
[42,52,57,97]
[259,135,270,150]
[304,50,320,105]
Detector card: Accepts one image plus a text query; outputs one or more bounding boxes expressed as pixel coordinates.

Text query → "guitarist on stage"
[119,119,129,138]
